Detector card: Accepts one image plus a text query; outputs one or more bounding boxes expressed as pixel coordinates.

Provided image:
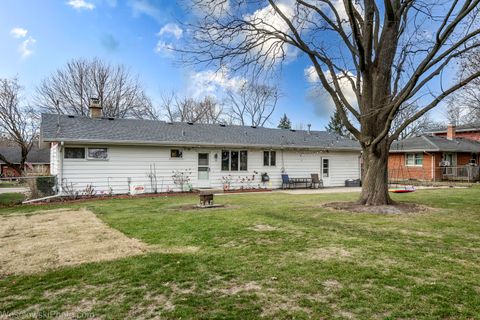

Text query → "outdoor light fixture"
[214,153,218,161]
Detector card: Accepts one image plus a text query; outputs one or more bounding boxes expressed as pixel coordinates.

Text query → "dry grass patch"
[248,224,278,232]
[323,201,431,214]
[215,281,262,295]
[323,279,343,291]
[301,246,356,261]
[0,208,196,276]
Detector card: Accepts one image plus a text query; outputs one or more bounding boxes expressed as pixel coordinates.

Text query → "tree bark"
[359,140,393,206]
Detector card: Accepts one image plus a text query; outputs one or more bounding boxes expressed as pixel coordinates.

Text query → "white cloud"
[188,67,247,99]
[18,37,36,58]
[10,27,28,38]
[67,0,95,10]
[154,41,174,56]
[129,0,163,22]
[305,65,319,83]
[242,1,298,64]
[158,23,183,40]
[9,27,36,58]
[304,66,357,117]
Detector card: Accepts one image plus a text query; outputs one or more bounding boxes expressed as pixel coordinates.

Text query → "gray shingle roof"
[0,142,50,164]
[40,114,361,151]
[390,135,480,153]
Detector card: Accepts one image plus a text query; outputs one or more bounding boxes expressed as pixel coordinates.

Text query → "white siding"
[59,145,361,194]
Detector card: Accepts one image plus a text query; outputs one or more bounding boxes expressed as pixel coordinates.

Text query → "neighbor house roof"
[428,122,480,133]
[390,135,480,153]
[40,114,361,151]
[0,142,50,164]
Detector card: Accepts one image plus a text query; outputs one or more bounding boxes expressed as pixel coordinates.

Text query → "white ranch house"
[40,108,361,195]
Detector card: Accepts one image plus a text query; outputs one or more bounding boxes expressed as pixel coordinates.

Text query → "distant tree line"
[0,58,279,174]
[2,49,472,175]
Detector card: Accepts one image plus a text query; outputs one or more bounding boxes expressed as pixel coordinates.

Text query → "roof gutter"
[390,149,439,153]
[40,138,362,152]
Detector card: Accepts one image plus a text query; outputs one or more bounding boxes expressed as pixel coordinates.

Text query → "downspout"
[58,141,64,193]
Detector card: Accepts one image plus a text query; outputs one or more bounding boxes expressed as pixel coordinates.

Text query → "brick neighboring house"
[0,143,50,177]
[428,122,480,142]
[388,125,480,182]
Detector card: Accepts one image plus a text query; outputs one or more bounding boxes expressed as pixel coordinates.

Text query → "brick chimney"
[89,97,102,118]
[447,123,456,140]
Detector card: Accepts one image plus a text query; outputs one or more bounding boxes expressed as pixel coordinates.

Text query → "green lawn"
[0,192,24,207]
[1,188,480,319]
[0,182,19,188]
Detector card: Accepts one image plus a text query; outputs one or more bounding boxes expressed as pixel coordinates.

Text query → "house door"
[321,157,331,186]
[197,153,211,188]
[442,152,456,176]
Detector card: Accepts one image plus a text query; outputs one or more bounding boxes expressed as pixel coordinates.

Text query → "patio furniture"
[290,177,312,189]
[282,174,313,189]
[311,174,323,189]
[281,174,293,189]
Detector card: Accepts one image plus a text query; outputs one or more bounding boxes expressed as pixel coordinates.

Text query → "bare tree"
[0,78,38,175]
[182,0,480,205]
[444,102,468,125]
[36,58,157,119]
[160,93,224,124]
[446,47,480,123]
[225,83,279,127]
[391,104,437,140]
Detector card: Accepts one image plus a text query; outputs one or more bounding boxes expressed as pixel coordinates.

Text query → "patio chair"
[281,174,293,189]
[311,173,323,189]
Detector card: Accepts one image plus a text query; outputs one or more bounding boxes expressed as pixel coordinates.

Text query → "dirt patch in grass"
[248,224,278,232]
[323,201,431,214]
[170,204,240,211]
[323,279,343,291]
[302,247,355,261]
[215,281,262,295]
[0,208,197,276]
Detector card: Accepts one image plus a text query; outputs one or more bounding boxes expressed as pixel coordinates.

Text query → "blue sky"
[0,0,451,129]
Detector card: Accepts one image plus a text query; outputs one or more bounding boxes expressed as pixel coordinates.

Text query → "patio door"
[442,152,456,176]
[197,153,211,188]
[321,157,330,186]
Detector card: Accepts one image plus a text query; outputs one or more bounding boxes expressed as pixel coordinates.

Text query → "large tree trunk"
[359,140,393,206]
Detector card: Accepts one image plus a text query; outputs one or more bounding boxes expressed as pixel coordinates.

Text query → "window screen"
[231,151,239,171]
[64,147,85,159]
[87,148,108,160]
[221,150,230,171]
[322,159,329,177]
[240,151,248,171]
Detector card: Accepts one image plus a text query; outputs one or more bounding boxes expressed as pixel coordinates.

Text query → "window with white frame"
[405,153,423,166]
[221,150,248,171]
[87,148,108,160]
[263,151,276,166]
[64,147,85,159]
[322,158,329,177]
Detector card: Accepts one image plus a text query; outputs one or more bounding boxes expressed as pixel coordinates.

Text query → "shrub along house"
[388,125,480,182]
[39,101,362,195]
